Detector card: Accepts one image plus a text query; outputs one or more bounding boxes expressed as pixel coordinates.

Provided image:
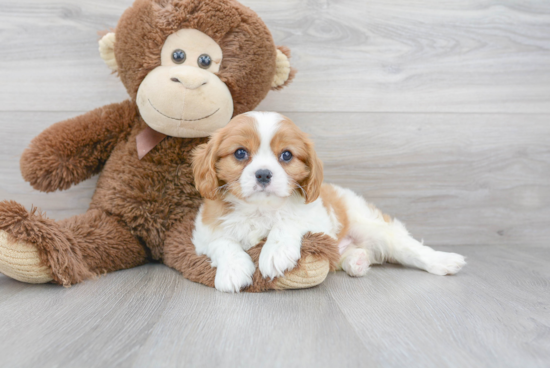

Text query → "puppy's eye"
[172,49,186,64]
[234,148,248,161]
[280,151,293,162]
[198,54,212,69]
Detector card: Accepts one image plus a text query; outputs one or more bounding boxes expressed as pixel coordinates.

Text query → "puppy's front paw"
[259,237,302,279]
[214,255,256,293]
[425,251,466,276]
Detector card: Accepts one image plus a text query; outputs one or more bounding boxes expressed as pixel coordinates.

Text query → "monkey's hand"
[20,100,136,192]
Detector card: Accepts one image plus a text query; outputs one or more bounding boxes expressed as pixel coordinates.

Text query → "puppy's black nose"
[255,169,272,186]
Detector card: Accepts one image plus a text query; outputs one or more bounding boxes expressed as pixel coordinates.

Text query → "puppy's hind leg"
[338,240,371,277]
[363,219,466,276]
[336,186,466,276]
[382,219,466,275]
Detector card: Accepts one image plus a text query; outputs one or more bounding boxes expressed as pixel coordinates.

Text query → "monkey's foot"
[0,230,53,283]
[274,255,330,290]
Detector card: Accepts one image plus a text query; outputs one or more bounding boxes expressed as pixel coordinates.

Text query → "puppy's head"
[192,112,323,204]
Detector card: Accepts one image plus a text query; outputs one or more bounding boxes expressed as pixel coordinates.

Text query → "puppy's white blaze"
[240,112,291,199]
[244,111,282,144]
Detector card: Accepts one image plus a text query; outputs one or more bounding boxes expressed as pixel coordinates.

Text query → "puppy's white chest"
[220,210,277,250]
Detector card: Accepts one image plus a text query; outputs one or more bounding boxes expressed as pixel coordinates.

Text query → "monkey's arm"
[20,100,136,192]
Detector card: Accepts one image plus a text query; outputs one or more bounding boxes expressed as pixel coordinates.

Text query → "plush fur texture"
[115,0,283,115]
[0,0,337,290]
[20,100,136,192]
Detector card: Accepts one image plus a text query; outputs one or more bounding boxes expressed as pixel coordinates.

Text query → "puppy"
[191,112,466,293]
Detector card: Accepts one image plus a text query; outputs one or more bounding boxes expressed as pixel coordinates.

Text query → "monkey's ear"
[99,32,118,72]
[271,46,297,90]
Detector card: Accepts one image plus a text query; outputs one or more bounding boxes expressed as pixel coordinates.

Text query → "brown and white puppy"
[192,112,466,293]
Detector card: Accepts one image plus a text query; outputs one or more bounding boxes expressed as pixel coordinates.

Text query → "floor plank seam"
[319,281,375,353]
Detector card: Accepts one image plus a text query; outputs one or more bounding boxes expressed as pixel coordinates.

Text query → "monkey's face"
[98,0,296,139]
[136,29,234,138]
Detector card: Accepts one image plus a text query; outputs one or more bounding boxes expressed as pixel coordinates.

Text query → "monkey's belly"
[90,133,204,259]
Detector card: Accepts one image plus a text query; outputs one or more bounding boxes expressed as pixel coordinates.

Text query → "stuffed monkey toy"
[0,0,339,291]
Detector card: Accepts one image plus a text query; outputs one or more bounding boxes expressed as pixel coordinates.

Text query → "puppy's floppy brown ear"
[192,139,220,200]
[302,141,324,204]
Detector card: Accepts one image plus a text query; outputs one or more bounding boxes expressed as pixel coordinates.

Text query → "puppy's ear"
[192,140,220,200]
[302,141,324,204]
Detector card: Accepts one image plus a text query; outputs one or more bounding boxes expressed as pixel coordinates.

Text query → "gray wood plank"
[0,265,178,367]
[0,245,548,367]
[286,112,550,248]
[2,112,549,247]
[1,1,548,367]
[0,274,30,305]
[0,0,132,112]
[130,276,371,368]
[323,244,550,368]
[1,0,550,113]
[0,265,370,368]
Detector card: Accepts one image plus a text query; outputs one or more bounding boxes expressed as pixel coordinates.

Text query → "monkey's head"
[98,0,295,137]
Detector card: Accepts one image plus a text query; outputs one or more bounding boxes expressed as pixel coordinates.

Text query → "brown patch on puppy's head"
[271,117,324,203]
[192,114,260,199]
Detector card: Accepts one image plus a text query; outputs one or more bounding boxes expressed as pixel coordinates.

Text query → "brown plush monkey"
[0,0,339,291]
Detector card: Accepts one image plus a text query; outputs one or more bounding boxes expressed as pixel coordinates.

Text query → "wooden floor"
[1,0,550,367]
[0,245,549,368]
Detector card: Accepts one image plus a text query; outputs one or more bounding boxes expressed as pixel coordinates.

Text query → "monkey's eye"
[172,49,186,64]
[234,148,248,161]
[198,54,212,69]
[280,151,293,162]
